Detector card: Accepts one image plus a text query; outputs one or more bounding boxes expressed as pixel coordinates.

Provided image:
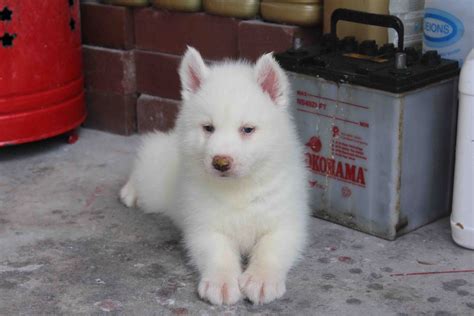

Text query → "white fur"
[120,47,309,305]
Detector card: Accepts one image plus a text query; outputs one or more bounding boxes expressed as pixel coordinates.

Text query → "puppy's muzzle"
[212,155,233,172]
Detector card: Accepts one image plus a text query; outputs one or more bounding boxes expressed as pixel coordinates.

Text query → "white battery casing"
[288,72,458,240]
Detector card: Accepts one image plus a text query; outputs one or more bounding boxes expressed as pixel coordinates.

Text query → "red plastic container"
[0,0,86,146]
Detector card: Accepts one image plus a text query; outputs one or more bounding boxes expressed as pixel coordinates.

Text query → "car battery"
[276,9,460,240]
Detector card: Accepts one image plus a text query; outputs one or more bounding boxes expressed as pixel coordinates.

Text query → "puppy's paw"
[198,275,241,305]
[119,181,137,208]
[239,269,286,304]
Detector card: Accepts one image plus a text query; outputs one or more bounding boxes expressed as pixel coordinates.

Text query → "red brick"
[83,46,136,94]
[84,91,137,135]
[134,9,239,60]
[137,95,180,133]
[238,20,319,62]
[81,3,135,49]
[135,50,182,99]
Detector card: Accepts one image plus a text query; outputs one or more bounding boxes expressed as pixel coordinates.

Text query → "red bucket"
[0,0,86,146]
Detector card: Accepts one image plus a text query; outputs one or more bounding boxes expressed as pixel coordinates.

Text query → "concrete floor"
[0,129,473,315]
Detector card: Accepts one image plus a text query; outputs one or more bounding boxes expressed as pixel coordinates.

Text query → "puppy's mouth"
[208,168,236,178]
[214,170,232,178]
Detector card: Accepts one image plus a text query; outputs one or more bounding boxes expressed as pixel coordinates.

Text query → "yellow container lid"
[203,0,260,19]
[262,0,320,3]
[152,0,202,12]
[261,1,322,26]
[101,0,149,6]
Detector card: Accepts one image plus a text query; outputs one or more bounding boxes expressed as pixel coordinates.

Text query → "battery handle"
[330,8,404,52]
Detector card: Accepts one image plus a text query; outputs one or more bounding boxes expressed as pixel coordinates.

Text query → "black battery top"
[276,9,459,93]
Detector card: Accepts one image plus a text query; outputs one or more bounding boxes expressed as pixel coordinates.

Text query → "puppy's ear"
[254,53,289,107]
[179,46,209,101]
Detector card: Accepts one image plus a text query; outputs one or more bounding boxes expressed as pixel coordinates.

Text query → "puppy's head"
[177,47,291,179]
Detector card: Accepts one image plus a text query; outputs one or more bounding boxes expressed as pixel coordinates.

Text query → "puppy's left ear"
[254,53,289,107]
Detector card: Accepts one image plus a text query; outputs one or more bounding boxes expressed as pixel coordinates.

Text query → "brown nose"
[212,155,233,172]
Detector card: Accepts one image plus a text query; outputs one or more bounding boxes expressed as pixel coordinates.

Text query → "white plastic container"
[423,0,474,66]
[388,0,425,49]
[451,49,474,250]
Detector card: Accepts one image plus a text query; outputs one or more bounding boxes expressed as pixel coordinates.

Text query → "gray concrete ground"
[0,129,473,315]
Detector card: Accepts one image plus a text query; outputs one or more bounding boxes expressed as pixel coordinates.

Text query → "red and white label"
[296,89,370,190]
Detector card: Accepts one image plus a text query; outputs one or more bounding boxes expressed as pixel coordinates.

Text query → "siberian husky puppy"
[120,47,309,305]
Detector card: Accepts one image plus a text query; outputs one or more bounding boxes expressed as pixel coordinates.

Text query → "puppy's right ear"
[179,46,209,101]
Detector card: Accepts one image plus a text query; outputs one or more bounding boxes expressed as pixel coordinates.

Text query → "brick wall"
[81,3,320,135]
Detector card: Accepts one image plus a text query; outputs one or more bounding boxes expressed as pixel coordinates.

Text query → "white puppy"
[120,47,309,305]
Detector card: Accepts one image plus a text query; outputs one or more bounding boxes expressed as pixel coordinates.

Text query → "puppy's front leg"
[185,232,242,305]
[239,227,305,304]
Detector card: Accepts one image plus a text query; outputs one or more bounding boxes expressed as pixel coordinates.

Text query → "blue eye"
[203,125,215,133]
[241,126,255,134]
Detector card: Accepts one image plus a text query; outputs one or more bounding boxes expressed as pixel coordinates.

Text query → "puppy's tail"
[120,131,179,215]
